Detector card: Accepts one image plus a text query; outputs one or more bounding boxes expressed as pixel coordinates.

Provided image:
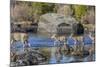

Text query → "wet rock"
[11,49,48,66]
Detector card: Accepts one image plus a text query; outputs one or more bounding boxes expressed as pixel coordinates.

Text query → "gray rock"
[38,13,78,36]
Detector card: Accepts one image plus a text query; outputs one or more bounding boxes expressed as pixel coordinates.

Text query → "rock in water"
[38,13,78,37]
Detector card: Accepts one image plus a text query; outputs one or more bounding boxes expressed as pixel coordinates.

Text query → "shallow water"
[11,46,95,64]
[11,33,95,65]
[48,47,95,64]
[49,47,75,64]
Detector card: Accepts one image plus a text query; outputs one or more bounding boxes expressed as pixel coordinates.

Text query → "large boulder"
[38,13,78,37]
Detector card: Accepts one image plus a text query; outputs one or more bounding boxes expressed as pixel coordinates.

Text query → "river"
[11,33,95,65]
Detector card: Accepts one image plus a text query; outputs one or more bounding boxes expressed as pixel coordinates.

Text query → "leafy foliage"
[73,5,88,21]
[11,1,93,23]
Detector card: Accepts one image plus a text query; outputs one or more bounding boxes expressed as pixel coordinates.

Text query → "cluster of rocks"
[10,49,48,66]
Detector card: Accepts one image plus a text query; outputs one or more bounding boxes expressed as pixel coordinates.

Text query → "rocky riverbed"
[10,46,95,67]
